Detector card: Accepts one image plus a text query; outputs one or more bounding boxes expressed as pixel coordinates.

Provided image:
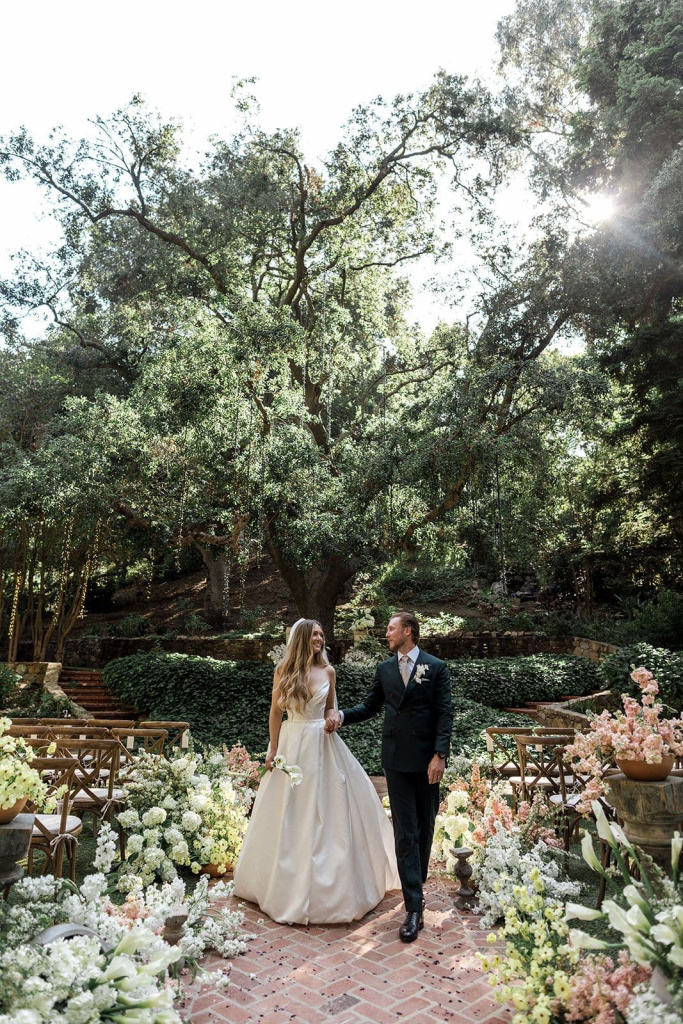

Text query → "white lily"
[592,802,617,849]
[602,899,632,935]
[626,904,651,933]
[581,831,604,873]
[568,928,610,950]
[672,831,683,874]
[564,902,605,922]
[623,884,651,913]
[651,923,679,945]
[669,945,683,968]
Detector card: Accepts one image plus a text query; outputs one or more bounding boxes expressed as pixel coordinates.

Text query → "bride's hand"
[265,747,277,770]
[325,710,341,733]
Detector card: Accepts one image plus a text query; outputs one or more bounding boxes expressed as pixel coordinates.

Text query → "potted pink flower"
[566,667,683,801]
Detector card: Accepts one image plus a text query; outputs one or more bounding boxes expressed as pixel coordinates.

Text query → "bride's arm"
[323,666,337,721]
[266,668,284,768]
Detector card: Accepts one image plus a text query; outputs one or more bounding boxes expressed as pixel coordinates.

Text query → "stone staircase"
[59,668,137,720]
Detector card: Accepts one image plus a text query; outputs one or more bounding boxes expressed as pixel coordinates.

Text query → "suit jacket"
[341,649,453,772]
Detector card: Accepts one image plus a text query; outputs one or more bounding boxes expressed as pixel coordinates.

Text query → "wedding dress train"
[233,681,400,924]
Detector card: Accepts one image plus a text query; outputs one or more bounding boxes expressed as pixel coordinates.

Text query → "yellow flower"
[553,976,572,1001]
[512,991,528,1011]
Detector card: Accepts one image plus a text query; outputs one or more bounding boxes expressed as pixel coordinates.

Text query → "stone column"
[0,813,35,889]
[607,774,683,873]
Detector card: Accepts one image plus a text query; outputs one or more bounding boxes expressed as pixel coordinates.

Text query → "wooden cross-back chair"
[27,755,82,881]
[139,721,190,749]
[514,734,575,805]
[485,727,535,782]
[7,724,55,741]
[51,738,122,831]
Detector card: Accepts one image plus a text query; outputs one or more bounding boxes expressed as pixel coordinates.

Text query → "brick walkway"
[181,878,512,1024]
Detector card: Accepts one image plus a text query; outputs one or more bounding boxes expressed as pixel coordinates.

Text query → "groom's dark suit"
[341,649,453,913]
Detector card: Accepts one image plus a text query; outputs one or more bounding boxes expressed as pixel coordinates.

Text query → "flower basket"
[0,796,27,824]
[615,755,674,782]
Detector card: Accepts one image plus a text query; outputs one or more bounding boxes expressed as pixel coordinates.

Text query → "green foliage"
[4,684,83,719]
[599,643,683,709]
[113,614,152,638]
[0,666,21,708]
[448,654,601,709]
[378,563,469,603]
[103,652,592,771]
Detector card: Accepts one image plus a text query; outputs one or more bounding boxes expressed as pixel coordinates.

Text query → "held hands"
[427,753,446,786]
[325,710,342,733]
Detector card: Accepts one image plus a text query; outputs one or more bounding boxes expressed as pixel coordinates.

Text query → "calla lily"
[602,899,632,935]
[651,923,678,945]
[564,903,605,922]
[112,927,154,957]
[668,945,683,968]
[672,831,683,874]
[568,928,610,950]
[623,885,650,913]
[581,831,604,873]
[592,802,617,848]
[626,904,651,932]
[101,955,140,982]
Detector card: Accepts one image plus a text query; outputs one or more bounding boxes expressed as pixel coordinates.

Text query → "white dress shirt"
[338,645,421,723]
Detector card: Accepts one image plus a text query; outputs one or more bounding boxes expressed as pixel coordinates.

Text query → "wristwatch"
[435,752,446,760]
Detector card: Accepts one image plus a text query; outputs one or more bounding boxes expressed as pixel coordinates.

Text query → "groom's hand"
[325,710,342,733]
[428,753,446,785]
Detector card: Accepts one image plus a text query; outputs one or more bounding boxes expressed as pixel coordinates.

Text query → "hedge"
[449,654,601,708]
[104,653,571,771]
[599,643,683,709]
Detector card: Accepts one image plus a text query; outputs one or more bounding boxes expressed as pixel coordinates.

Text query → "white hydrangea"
[626,986,683,1024]
[181,810,202,832]
[141,807,167,827]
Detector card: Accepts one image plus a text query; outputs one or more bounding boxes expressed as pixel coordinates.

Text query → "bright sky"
[0,0,524,331]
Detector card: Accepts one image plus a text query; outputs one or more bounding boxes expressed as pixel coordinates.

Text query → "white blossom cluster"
[472,824,581,928]
[626,986,683,1024]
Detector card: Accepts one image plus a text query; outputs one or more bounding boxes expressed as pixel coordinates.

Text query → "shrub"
[447,654,601,709]
[599,643,683,709]
[113,613,152,638]
[5,684,83,719]
[104,652,570,772]
[0,665,20,708]
[379,562,467,603]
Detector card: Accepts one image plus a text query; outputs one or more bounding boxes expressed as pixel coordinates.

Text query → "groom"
[325,612,453,942]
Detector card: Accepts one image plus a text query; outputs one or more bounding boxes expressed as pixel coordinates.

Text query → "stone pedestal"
[0,813,35,888]
[607,773,683,873]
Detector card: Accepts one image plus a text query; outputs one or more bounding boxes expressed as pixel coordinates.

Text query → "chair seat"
[32,814,83,838]
[549,792,583,808]
[72,788,125,805]
[75,768,111,779]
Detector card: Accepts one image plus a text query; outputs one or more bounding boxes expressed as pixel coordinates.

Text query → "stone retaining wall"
[7,661,66,698]
[5,631,618,668]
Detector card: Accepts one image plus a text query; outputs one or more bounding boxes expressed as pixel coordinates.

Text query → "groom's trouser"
[384,769,440,913]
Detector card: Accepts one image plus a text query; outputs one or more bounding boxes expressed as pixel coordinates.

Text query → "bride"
[233,618,399,924]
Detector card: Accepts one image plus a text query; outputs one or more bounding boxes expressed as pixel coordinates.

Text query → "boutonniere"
[414,664,430,684]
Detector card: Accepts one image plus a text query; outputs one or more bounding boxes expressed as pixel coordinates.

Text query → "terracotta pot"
[615,755,675,782]
[0,797,27,824]
[200,863,233,879]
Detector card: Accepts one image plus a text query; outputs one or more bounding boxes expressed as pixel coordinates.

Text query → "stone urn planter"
[200,864,234,879]
[606,773,683,873]
[0,797,27,825]
[615,756,674,782]
[0,812,34,887]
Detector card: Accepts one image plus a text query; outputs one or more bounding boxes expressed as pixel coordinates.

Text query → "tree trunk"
[265,530,356,647]
[197,545,229,630]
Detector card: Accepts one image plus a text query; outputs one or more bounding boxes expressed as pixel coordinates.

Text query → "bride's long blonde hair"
[277,619,329,713]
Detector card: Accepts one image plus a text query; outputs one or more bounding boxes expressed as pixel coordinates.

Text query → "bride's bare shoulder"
[326,664,336,679]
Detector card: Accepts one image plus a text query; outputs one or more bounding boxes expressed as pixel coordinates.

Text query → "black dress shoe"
[399,910,424,943]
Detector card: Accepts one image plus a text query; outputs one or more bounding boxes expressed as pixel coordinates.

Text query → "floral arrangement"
[264,755,303,788]
[0,715,58,811]
[0,823,251,1023]
[478,874,650,1024]
[343,633,386,666]
[565,667,683,807]
[473,827,580,928]
[567,802,683,1013]
[222,743,263,789]
[267,643,287,665]
[432,788,474,870]
[116,749,252,888]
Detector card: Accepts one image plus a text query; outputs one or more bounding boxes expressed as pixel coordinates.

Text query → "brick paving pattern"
[181,878,512,1024]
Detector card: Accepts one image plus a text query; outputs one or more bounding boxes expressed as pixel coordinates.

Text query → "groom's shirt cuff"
[339,711,344,724]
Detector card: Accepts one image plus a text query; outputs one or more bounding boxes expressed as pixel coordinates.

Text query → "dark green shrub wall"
[103,652,590,771]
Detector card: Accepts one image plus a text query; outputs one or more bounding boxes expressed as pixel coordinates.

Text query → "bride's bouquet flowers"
[565,667,683,806]
[0,715,59,812]
[261,754,303,788]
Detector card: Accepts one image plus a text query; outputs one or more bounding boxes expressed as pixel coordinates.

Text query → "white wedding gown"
[233,680,400,924]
